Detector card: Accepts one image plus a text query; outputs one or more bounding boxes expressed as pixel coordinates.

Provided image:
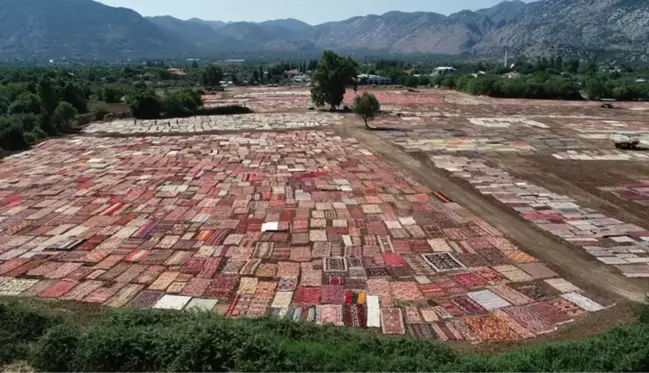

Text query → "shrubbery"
[0,70,94,152]
[2,300,649,372]
[0,116,29,151]
[98,84,125,104]
[436,72,649,101]
[90,102,109,121]
[194,105,252,116]
[126,87,251,119]
[163,89,203,118]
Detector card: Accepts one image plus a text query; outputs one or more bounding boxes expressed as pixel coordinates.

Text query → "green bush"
[75,113,95,127]
[5,299,649,372]
[90,102,109,121]
[38,111,57,136]
[126,89,163,119]
[23,131,37,144]
[0,115,28,151]
[99,84,125,104]
[0,96,9,114]
[28,127,48,141]
[194,105,252,116]
[163,89,203,118]
[8,93,44,116]
[19,113,39,132]
[53,101,78,129]
[0,301,62,364]
[31,324,80,372]
[62,83,88,114]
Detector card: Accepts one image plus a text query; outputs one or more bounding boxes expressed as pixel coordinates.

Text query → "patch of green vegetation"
[2,299,649,372]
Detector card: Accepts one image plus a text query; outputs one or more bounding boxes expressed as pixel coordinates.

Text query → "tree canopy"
[310,50,358,109]
[200,65,224,88]
[352,92,381,129]
[126,89,162,119]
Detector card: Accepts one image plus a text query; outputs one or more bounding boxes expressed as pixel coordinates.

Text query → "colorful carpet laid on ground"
[600,181,649,206]
[0,131,607,342]
[432,155,649,278]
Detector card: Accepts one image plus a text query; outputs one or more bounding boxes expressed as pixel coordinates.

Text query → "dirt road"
[337,122,648,303]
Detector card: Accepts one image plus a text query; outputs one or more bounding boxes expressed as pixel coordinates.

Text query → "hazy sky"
[96,0,528,24]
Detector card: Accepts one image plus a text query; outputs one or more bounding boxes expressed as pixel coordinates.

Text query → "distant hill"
[1,0,648,61]
[0,0,191,59]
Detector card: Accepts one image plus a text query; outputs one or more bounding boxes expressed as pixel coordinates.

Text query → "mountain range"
[1,0,648,60]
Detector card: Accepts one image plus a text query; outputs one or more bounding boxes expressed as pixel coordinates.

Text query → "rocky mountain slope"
[0,0,190,59]
[474,0,649,60]
[1,0,647,60]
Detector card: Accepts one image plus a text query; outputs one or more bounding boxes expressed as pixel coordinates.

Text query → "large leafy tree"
[126,90,162,119]
[200,65,224,88]
[53,101,78,129]
[8,93,44,116]
[99,84,125,103]
[38,77,58,114]
[310,50,358,110]
[0,115,28,151]
[164,89,203,118]
[62,83,87,114]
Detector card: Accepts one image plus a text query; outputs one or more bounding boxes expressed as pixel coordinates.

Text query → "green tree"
[38,77,58,114]
[251,70,260,85]
[0,115,28,151]
[90,102,109,121]
[404,76,419,88]
[200,65,224,88]
[310,50,358,110]
[259,65,264,85]
[100,84,124,104]
[126,90,162,119]
[53,102,78,129]
[39,111,57,136]
[586,78,608,100]
[352,92,381,129]
[20,113,39,133]
[62,83,87,114]
[0,97,9,115]
[164,89,203,118]
[8,94,43,116]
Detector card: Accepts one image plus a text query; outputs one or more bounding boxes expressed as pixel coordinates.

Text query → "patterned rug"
[431,321,464,341]
[324,256,348,272]
[293,287,321,306]
[449,296,487,315]
[549,297,587,317]
[316,304,344,325]
[454,272,489,289]
[381,308,405,334]
[383,254,407,267]
[203,276,238,298]
[320,284,345,304]
[526,301,573,325]
[490,285,533,306]
[343,304,367,328]
[421,253,466,272]
[390,281,425,301]
[407,323,437,339]
[502,305,557,335]
[464,314,521,342]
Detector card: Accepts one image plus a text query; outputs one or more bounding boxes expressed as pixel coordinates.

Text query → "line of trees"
[0,71,100,151]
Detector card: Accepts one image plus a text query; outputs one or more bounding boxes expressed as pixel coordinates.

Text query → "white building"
[358,74,392,85]
[433,67,456,75]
